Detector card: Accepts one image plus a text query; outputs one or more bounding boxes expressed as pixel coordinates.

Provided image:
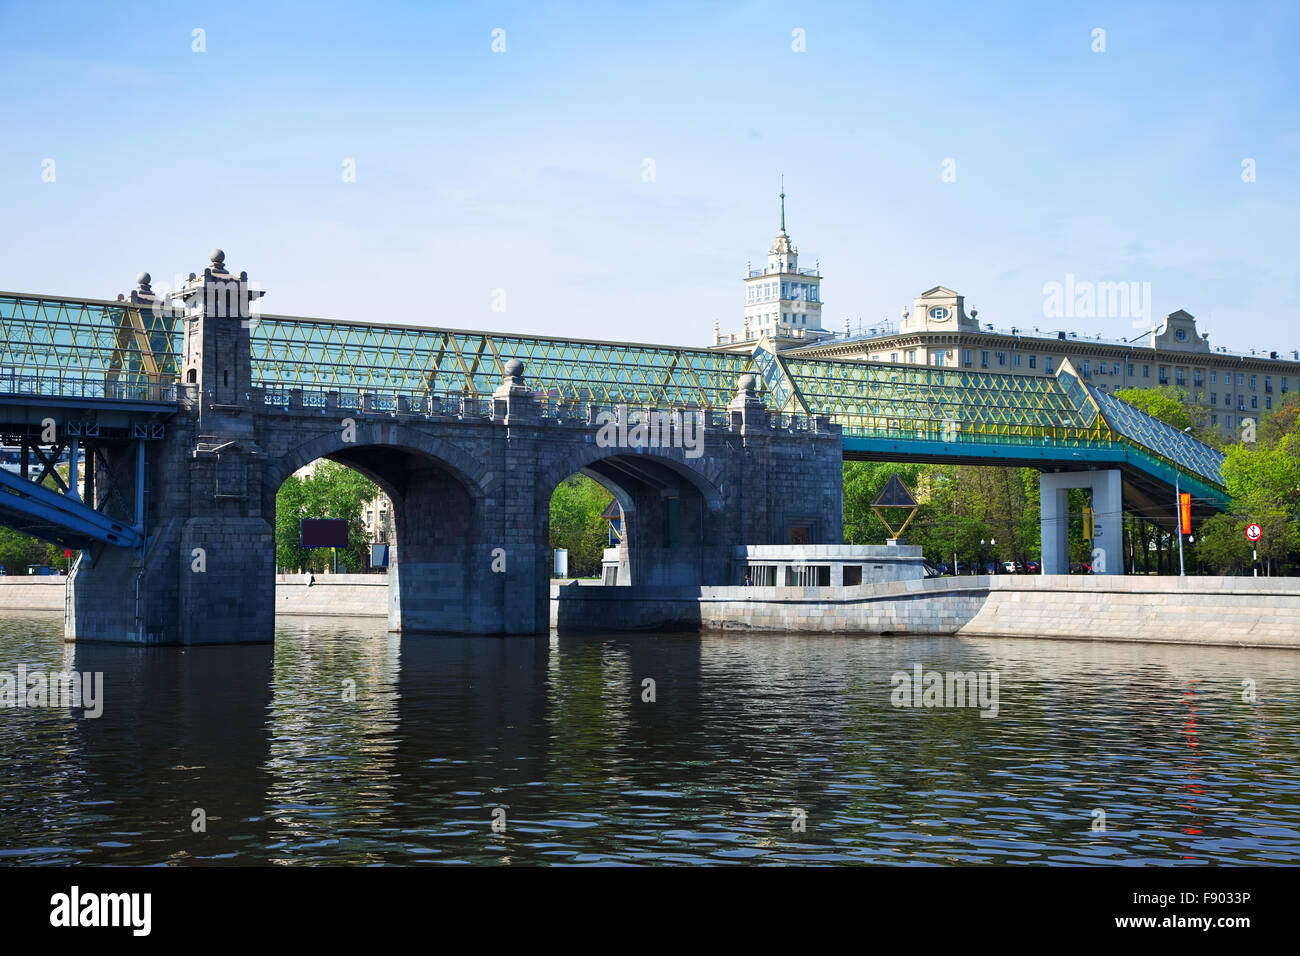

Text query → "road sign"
[1246,523,1262,542]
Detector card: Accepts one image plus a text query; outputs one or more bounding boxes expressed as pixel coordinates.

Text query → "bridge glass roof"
[0,293,178,401]
[249,315,753,408]
[0,291,1225,492]
[1088,383,1226,484]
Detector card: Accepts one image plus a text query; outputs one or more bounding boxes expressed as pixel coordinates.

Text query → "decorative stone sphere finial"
[136,271,152,291]
[504,357,524,378]
[209,249,226,271]
[738,373,756,392]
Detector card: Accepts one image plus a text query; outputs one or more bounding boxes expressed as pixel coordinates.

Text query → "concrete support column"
[1040,479,1069,575]
[1092,469,1123,575]
[1039,469,1125,576]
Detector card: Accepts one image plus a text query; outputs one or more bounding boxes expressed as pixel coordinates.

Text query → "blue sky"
[1,0,1297,353]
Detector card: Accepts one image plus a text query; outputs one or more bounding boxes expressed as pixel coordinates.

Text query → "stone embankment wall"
[274,574,390,617]
[13,574,1298,649]
[551,575,1300,649]
[0,577,66,611]
[0,575,392,618]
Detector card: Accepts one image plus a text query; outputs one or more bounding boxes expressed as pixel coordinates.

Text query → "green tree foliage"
[0,525,67,575]
[1183,395,1300,573]
[274,460,380,573]
[844,461,1041,569]
[549,474,614,578]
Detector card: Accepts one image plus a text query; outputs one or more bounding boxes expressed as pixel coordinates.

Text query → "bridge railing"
[0,373,178,403]
[838,420,1113,448]
[262,387,496,419]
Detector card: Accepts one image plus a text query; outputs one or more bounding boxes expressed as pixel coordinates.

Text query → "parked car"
[1024,560,1040,574]
[1002,560,1024,574]
[1069,562,1093,574]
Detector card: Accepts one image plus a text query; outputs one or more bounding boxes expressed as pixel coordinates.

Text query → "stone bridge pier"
[65,256,842,645]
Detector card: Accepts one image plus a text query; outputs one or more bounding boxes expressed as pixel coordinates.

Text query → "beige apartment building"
[714,211,1299,439]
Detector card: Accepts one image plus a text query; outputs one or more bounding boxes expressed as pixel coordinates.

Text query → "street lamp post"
[981,537,996,574]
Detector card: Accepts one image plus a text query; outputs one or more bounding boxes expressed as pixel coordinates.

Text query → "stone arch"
[265,420,491,514]
[541,442,727,589]
[264,420,498,635]
[540,443,725,515]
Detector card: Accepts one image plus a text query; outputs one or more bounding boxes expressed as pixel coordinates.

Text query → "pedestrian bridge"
[0,257,1229,643]
[0,286,1226,507]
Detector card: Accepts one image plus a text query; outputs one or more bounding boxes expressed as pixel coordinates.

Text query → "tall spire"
[779,174,786,232]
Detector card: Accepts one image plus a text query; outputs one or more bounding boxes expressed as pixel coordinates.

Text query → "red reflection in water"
[1178,681,1210,854]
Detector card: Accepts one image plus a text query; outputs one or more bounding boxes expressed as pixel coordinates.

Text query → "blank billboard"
[300,518,349,548]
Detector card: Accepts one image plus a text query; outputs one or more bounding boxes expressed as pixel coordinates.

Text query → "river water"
[1,613,1298,865]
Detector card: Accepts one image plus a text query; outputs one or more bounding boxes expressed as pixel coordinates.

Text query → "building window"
[1250,375,1257,389]
[1159,366,1168,384]
[1175,369,1185,386]
[933,352,945,367]
[1251,396,1258,409]
[1227,416,1233,428]
[1266,396,1273,410]
[981,350,990,368]
[1194,369,1203,387]
[1237,373,1244,386]
[1013,354,1022,368]
[1127,363,1135,378]
[1081,360,1091,377]
[1044,357,1053,374]
[963,350,972,366]
[1238,395,1245,410]
[1143,365,1150,378]
[997,353,1006,366]
[1029,355,1036,369]
[1211,414,1218,425]
[1210,371,1217,384]
[891,352,898,363]
[1210,393,1217,405]
[1265,376,1272,393]
[907,350,917,363]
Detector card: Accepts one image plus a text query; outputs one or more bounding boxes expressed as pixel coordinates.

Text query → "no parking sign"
[1246,523,1262,542]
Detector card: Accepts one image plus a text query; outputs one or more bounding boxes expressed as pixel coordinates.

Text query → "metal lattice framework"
[0,291,1227,502]
[756,340,1226,500]
[0,293,178,401]
[248,314,753,409]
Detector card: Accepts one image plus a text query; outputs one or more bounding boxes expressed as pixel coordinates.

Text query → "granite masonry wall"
[0,577,67,612]
[551,575,1300,649]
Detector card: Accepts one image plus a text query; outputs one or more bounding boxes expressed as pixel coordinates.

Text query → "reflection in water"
[1,615,1298,864]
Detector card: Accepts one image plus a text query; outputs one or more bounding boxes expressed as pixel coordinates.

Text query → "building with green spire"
[716,179,828,350]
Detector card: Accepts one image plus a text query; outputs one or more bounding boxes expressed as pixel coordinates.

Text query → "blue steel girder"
[0,466,142,549]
